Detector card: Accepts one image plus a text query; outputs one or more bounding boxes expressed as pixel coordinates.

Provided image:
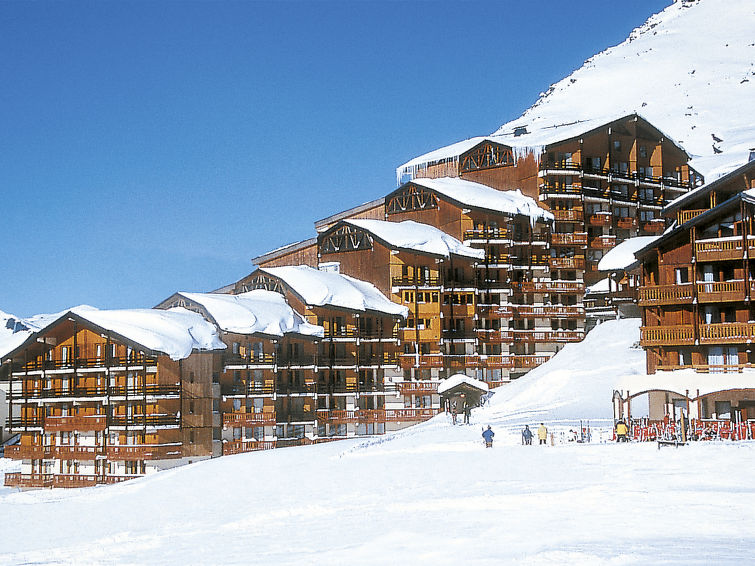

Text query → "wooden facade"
[2,312,218,488]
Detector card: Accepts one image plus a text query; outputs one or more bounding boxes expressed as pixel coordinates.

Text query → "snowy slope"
[492,0,755,178]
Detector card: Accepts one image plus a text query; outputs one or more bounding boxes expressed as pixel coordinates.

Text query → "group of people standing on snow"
[449,400,472,425]
[480,423,550,448]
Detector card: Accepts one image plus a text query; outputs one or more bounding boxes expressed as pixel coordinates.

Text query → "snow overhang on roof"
[597,236,659,272]
[172,290,324,339]
[404,177,554,225]
[259,265,408,318]
[4,306,226,362]
[437,373,490,395]
[343,219,484,260]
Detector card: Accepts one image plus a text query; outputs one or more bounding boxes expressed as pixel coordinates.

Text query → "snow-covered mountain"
[493,0,755,179]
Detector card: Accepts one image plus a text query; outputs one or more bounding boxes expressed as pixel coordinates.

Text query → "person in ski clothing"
[451,402,458,425]
[537,423,548,445]
[463,402,471,424]
[615,420,629,442]
[522,424,533,445]
[482,425,495,447]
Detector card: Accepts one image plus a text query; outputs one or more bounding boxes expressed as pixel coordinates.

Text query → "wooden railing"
[588,214,612,226]
[463,228,509,240]
[617,217,638,229]
[552,232,588,245]
[589,236,617,249]
[385,408,441,421]
[552,209,583,222]
[399,354,444,369]
[391,276,441,287]
[481,355,551,369]
[638,284,694,306]
[223,353,275,367]
[45,415,107,432]
[641,221,666,234]
[549,257,586,270]
[511,280,585,294]
[695,237,755,261]
[9,384,180,400]
[4,473,54,488]
[476,329,514,342]
[53,474,98,488]
[445,355,481,368]
[476,304,514,318]
[222,412,277,428]
[640,325,695,346]
[512,355,551,369]
[696,280,746,302]
[18,355,158,372]
[55,445,104,460]
[223,439,277,456]
[677,209,707,224]
[513,330,585,343]
[397,381,440,395]
[516,305,584,318]
[106,444,182,460]
[4,444,54,459]
[699,323,755,344]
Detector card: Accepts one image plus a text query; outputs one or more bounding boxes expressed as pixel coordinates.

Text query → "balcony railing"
[316,409,387,424]
[463,228,509,240]
[108,415,180,427]
[540,184,582,195]
[513,330,585,343]
[511,281,585,294]
[695,237,755,262]
[512,355,551,369]
[539,160,581,172]
[515,305,585,318]
[587,214,612,227]
[223,353,275,367]
[107,444,182,460]
[45,415,107,432]
[8,383,180,401]
[223,439,277,455]
[397,381,440,395]
[638,284,694,306]
[699,323,755,344]
[640,325,695,346]
[552,232,588,245]
[385,408,441,421]
[616,217,638,230]
[476,329,514,342]
[391,276,440,287]
[589,236,617,249]
[445,355,481,368]
[641,221,666,233]
[549,257,586,270]
[678,208,707,224]
[222,412,277,428]
[696,280,746,303]
[277,355,317,366]
[476,304,514,318]
[399,354,444,369]
[4,473,54,488]
[441,329,477,340]
[4,444,54,459]
[221,383,275,396]
[552,209,583,222]
[17,355,158,373]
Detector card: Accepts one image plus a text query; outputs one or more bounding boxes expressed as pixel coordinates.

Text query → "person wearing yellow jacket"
[615,420,629,442]
[537,423,548,445]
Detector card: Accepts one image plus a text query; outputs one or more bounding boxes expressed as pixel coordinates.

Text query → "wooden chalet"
[155,290,324,455]
[397,114,702,288]
[1,308,223,488]
[232,266,438,435]
[616,157,755,433]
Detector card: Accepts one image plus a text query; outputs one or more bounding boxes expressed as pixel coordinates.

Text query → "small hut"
[438,373,490,413]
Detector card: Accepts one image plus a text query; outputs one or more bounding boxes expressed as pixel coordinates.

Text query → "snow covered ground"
[1,319,754,565]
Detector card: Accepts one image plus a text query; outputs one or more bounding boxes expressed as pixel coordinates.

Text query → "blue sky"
[1,0,670,317]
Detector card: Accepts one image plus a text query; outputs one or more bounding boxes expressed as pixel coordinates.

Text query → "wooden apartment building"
[1,308,224,488]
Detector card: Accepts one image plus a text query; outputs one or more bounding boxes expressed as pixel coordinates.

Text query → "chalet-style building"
[616,156,755,428]
[1,307,225,488]
[155,290,325,454]
[231,266,440,434]
[396,113,702,287]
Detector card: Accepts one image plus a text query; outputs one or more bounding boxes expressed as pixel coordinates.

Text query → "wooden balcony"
[677,209,707,225]
[18,355,158,373]
[588,214,612,227]
[53,474,98,488]
[638,284,694,306]
[4,472,53,488]
[589,236,617,249]
[391,276,441,288]
[477,304,514,318]
[8,384,180,401]
[511,280,585,294]
[463,228,509,241]
[552,209,583,222]
[640,325,695,346]
[514,330,585,343]
[641,221,666,233]
[45,415,107,432]
[4,444,54,460]
[55,445,104,460]
[223,439,277,455]
[106,444,182,460]
[476,329,514,343]
[399,354,444,369]
[512,355,551,369]
[222,411,277,428]
[397,381,440,395]
[699,323,755,344]
[549,257,585,270]
[696,280,746,303]
[695,237,755,262]
[515,305,584,318]
[384,408,441,422]
[482,355,513,369]
[223,353,275,367]
[617,217,638,230]
[446,355,481,368]
[552,232,588,245]
[316,409,386,424]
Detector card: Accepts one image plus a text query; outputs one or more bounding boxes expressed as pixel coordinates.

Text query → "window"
[675,268,689,284]
[639,145,647,158]
[613,140,621,151]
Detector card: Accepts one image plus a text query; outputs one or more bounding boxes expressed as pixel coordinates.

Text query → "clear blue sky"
[1,0,670,317]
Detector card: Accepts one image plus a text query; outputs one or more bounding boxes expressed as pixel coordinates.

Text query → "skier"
[521,424,533,445]
[537,423,548,445]
[451,401,458,425]
[482,425,495,448]
[463,401,471,425]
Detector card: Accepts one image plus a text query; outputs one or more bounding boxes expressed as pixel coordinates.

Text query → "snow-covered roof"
[0,310,33,359]
[172,290,324,338]
[437,373,490,395]
[5,306,226,361]
[406,177,553,224]
[597,236,659,272]
[251,237,318,266]
[259,265,408,318]
[585,277,612,295]
[343,219,484,260]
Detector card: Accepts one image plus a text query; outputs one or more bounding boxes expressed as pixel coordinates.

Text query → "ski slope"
[2,319,755,565]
